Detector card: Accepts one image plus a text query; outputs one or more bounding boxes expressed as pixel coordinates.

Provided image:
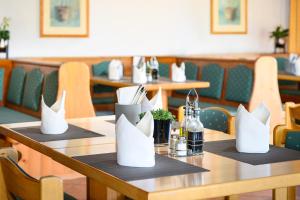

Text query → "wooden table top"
[278,71,300,82]
[91,76,210,91]
[1,116,300,200]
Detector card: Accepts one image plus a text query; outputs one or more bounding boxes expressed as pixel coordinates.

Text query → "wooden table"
[278,71,300,82]
[90,76,210,109]
[0,116,299,200]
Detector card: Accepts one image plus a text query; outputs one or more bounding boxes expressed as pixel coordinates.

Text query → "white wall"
[0,0,289,57]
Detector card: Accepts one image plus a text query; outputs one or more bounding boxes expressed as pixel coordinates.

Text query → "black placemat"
[12,125,104,142]
[73,153,208,181]
[204,139,300,165]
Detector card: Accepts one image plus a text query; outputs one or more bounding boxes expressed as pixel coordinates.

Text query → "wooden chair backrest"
[249,56,284,143]
[58,62,96,119]
[0,155,63,200]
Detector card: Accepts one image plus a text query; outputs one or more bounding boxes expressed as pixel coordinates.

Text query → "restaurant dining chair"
[274,102,300,150]
[178,106,235,135]
[0,149,77,200]
[58,62,96,118]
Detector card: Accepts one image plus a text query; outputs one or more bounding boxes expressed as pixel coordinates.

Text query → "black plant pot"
[153,119,171,144]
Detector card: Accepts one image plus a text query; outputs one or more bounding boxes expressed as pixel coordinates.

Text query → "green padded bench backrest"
[22,69,44,111]
[92,61,114,94]
[43,70,58,107]
[200,109,228,133]
[7,67,26,105]
[285,132,300,151]
[159,62,170,78]
[225,65,253,103]
[92,61,110,76]
[0,68,4,101]
[199,64,224,99]
[276,57,289,71]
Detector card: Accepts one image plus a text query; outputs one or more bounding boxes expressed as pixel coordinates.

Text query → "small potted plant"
[140,109,175,145]
[0,17,10,58]
[270,25,289,53]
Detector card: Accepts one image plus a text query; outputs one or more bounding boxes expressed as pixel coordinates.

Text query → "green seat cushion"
[225,65,253,103]
[43,70,58,107]
[200,109,228,133]
[159,62,170,78]
[280,89,300,96]
[92,61,115,93]
[199,64,224,99]
[285,131,300,151]
[0,107,38,124]
[22,69,44,111]
[92,97,115,105]
[176,62,199,95]
[0,68,4,101]
[7,67,26,105]
[168,97,237,115]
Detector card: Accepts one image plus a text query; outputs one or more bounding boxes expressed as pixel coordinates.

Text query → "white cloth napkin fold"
[132,56,147,84]
[40,91,68,135]
[172,62,186,82]
[108,59,123,80]
[141,87,163,112]
[235,104,270,153]
[116,86,140,105]
[116,111,155,167]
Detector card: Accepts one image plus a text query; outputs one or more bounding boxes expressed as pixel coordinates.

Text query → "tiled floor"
[64,178,300,200]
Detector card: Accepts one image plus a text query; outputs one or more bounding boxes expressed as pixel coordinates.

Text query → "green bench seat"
[0,107,38,124]
[168,97,237,115]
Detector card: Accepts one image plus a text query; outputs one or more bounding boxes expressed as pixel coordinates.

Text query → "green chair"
[176,62,199,95]
[159,62,170,78]
[7,67,26,105]
[22,69,44,111]
[285,132,300,151]
[178,106,234,134]
[199,64,225,99]
[43,70,58,107]
[225,65,253,103]
[0,68,4,102]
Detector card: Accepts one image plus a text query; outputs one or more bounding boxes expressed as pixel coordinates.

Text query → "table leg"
[225,195,239,200]
[273,187,288,200]
[87,178,125,200]
[288,186,296,200]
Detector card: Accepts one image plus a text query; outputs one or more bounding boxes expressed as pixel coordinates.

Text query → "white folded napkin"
[116,86,140,105]
[40,91,68,135]
[116,111,155,167]
[172,62,186,82]
[133,56,147,84]
[236,104,270,153]
[141,87,163,112]
[108,59,123,80]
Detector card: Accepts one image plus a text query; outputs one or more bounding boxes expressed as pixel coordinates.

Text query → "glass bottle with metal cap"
[187,107,204,155]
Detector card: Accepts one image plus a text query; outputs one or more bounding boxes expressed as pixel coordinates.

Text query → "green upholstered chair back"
[22,69,44,111]
[225,65,253,103]
[0,68,4,101]
[92,61,110,76]
[7,67,26,105]
[43,70,58,107]
[159,62,170,78]
[92,61,114,94]
[276,57,289,71]
[200,109,229,133]
[285,132,300,151]
[199,64,224,99]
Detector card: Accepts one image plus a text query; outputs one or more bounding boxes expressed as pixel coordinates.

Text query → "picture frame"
[40,0,89,37]
[211,0,247,34]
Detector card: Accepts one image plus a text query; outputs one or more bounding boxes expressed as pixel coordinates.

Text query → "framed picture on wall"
[40,0,89,37]
[211,0,247,34]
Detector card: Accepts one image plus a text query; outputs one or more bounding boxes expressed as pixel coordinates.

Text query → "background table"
[0,116,299,200]
[91,76,210,109]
